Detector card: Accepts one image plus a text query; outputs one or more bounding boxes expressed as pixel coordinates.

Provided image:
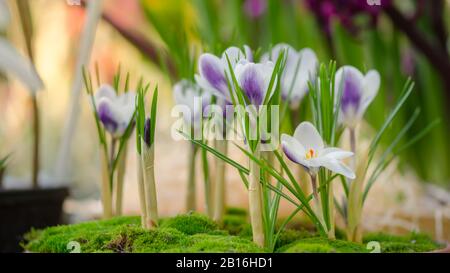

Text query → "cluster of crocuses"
[172,43,382,247]
[85,67,160,229]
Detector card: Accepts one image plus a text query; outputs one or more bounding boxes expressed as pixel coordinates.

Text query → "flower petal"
[115,91,136,125]
[221,46,245,66]
[286,48,318,107]
[198,53,228,97]
[320,147,354,160]
[0,38,44,93]
[319,159,356,179]
[97,98,119,134]
[359,69,380,116]
[94,84,116,103]
[244,45,253,62]
[235,62,267,105]
[281,134,306,165]
[293,121,324,152]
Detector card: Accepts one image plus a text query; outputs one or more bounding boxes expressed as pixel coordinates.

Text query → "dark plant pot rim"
[0,187,69,203]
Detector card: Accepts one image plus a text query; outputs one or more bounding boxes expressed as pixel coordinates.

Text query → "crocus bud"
[144,117,151,147]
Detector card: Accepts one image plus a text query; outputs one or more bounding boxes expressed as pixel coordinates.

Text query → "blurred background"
[0,0,449,241]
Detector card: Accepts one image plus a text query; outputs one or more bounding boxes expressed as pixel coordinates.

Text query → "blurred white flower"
[94,84,136,138]
[173,79,211,133]
[0,0,43,94]
[261,43,318,109]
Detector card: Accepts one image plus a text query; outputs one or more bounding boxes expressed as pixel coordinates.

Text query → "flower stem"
[186,144,197,212]
[249,148,265,248]
[213,139,227,222]
[327,181,336,239]
[141,143,158,228]
[349,128,356,169]
[100,151,113,218]
[114,145,127,216]
[201,148,213,218]
[136,153,147,228]
[310,173,326,232]
[31,95,40,189]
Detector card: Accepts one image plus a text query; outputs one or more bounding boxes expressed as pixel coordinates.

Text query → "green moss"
[274,228,316,250]
[363,232,443,253]
[278,237,368,253]
[23,212,442,253]
[225,207,248,216]
[24,215,260,253]
[159,213,218,235]
[222,215,250,236]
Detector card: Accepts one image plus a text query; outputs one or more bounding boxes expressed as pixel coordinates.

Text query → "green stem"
[327,179,335,239]
[201,148,213,218]
[141,143,159,228]
[136,153,147,228]
[213,140,227,222]
[114,145,127,216]
[100,151,113,219]
[186,144,197,212]
[249,147,265,247]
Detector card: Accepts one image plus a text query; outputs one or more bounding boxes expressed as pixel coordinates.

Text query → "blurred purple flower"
[305,0,391,35]
[244,0,267,19]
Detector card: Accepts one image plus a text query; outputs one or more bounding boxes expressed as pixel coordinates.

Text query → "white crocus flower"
[0,0,43,93]
[281,121,355,179]
[173,79,212,134]
[335,66,380,128]
[261,43,318,109]
[93,84,136,138]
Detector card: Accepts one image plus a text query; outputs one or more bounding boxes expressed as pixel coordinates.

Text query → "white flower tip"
[347,172,356,180]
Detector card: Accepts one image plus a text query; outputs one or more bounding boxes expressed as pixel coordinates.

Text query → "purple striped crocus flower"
[234,60,275,106]
[94,84,136,138]
[335,66,380,128]
[195,46,253,103]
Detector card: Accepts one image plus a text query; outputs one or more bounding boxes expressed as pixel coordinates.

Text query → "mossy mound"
[221,208,252,237]
[159,213,219,235]
[278,237,368,253]
[363,232,443,253]
[23,211,442,253]
[23,214,262,253]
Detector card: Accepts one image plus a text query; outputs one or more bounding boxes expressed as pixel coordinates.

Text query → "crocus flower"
[335,66,380,128]
[195,46,252,102]
[173,79,212,133]
[261,43,318,108]
[94,84,136,138]
[0,0,43,94]
[281,121,355,179]
[234,60,275,106]
[305,0,390,36]
[244,0,267,19]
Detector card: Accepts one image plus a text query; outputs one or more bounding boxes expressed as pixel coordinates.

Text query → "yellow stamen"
[306,148,315,159]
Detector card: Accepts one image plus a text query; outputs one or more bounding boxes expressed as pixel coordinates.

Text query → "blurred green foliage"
[139,0,449,185]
